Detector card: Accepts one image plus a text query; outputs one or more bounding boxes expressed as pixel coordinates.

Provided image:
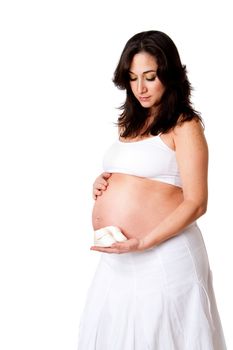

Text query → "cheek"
[129,82,137,95]
[152,82,165,96]
[129,81,135,89]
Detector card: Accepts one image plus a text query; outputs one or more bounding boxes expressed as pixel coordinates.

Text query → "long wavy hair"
[113,30,203,138]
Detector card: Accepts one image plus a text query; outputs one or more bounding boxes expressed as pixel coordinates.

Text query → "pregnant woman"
[77,30,227,349]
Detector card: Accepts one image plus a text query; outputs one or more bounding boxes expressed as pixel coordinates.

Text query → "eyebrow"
[129,70,157,74]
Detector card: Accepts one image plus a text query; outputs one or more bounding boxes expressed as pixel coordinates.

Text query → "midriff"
[92,173,184,239]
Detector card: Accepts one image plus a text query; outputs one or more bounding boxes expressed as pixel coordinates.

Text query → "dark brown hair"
[113,30,203,137]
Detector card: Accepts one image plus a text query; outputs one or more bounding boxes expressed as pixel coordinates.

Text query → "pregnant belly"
[92,173,183,239]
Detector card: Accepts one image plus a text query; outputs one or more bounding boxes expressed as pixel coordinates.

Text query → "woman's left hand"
[90,238,144,254]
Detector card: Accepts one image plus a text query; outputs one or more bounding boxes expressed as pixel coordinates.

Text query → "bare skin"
[92,172,183,237]
[92,132,184,238]
[90,121,208,254]
[90,53,208,254]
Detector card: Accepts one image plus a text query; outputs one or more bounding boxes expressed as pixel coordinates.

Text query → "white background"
[0,0,232,349]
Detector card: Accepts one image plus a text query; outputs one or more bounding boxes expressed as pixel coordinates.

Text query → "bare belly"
[92,173,184,239]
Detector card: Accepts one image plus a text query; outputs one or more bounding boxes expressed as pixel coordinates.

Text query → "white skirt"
[77,222,227,349]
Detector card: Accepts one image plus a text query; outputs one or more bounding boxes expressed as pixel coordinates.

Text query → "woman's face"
[129,52,165,111]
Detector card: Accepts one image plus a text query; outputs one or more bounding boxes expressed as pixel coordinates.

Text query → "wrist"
[138,238,147,251]
[138,236,158,251]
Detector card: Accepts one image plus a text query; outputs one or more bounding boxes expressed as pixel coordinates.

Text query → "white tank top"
[102,135,182,188]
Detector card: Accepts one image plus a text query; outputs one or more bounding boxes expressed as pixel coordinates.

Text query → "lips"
[139,96,151,101]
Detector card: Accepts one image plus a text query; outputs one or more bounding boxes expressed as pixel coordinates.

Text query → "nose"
[137,78,147,94]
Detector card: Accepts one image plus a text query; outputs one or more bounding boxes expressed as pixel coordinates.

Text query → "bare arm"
[140,118,208,250]
[91,119,208,254]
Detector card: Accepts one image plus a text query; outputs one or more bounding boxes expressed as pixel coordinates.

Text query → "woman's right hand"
[93,172,112,200]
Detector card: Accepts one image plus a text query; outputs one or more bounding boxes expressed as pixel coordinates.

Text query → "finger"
[99,183,107,190]
[94,189,102,196]
[93,182,106,190]
[93,173,111,187]
[90,244,127,253]
[90,246,120,254]
[112,244,130,252]
[102,172,112,179]
[97,181,108,188]
[112,240,138,252]
[94,174,111,187]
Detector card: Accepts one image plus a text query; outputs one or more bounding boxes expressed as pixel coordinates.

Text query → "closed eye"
[129,76,137,81]
[129,75,157,82]
[146,76,156,81]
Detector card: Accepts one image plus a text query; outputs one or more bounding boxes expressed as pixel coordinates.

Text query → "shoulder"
[172,117,206,148]
[171,117,208,160]
[173,117,204,136]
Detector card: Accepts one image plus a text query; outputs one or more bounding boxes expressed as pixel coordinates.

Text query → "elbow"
[184,198,208,218]
[196,201,208,218]
[197,205,207,217]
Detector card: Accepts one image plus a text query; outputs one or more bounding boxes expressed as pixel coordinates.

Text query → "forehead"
[129,52,157,74]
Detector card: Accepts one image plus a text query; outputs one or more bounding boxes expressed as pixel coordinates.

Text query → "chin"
[140,102,154,108]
